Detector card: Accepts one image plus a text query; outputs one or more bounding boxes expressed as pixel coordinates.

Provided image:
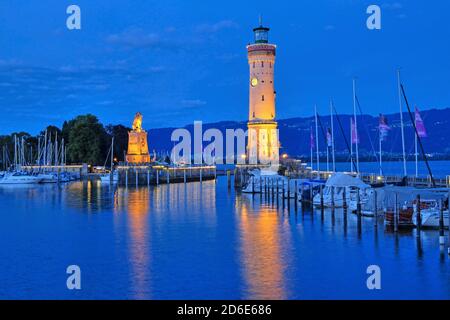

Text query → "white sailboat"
[100,137,118,183]
[413,199,449,228]
[0,172,42,185]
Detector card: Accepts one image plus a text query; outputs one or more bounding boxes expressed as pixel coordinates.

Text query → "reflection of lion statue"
[132,112,143,132]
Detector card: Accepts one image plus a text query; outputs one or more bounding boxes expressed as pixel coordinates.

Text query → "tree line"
[0,114,130,166]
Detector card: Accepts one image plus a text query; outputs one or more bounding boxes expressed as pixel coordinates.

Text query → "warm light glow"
[281,153,288,159]
[241,154,247,159]
[251,77,258,87]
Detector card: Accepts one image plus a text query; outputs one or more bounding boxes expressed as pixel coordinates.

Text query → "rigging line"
[400,84,436,187]
[355,95,380,164]
[331,104,358,173]
[315,111,328,144]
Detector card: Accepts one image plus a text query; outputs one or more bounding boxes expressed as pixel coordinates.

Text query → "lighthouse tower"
[246,19,279,166]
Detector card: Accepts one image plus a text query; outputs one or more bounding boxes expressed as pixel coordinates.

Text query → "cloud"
[382,2,403,10]
[181,99,207,108]
[195,20,239,34]
[105,28,180,50]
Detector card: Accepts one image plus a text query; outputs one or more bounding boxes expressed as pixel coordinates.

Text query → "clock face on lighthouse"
[251,77,258,87]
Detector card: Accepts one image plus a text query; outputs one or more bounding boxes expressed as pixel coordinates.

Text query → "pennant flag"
[326,128,332,148]
[310,126,315,149]
[415,106,427,138]
[379,114,391,141]
[351,118,359,144]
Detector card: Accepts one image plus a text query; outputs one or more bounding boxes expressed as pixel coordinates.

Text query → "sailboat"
[100,137,118,183]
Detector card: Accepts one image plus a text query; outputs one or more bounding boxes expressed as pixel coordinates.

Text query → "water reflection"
[235,194,289,299]
[116,186,151,298]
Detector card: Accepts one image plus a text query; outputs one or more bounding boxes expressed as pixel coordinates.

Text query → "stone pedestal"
[126,131,150,163]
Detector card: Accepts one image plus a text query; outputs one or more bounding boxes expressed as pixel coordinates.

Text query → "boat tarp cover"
[325,172,369,189]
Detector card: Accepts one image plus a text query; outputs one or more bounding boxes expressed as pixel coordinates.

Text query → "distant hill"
[146,108,450,160]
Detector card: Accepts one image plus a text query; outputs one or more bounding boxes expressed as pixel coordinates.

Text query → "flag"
[326,128,332,148]
[310,126,315,149]
[379,114,390,141]
[415,106,427,138]
[351,118,359,144]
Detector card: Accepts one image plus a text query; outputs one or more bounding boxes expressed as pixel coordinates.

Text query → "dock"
[115,164,216,186]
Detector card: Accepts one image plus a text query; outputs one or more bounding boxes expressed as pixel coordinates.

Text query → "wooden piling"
[330,186,335,208]
[394,193,399,232]
[156,170,159,185]
[166,170,170,184]
[342,188,347,209]
[200,167,203,183]
[439,199,445,246]
[125,169,128,187]
[147,169,150,186]
[374,190,378,222]
[227,170,231,188]
[184,169,187,184]
[320,185,324,209]
[294,180,298,212]
[356,187,361,216]
[416,195,421,234]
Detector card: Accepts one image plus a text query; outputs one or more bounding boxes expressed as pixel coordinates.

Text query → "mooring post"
[448,191,450,255]
[320,184,324,209]
[226,170,231,188]
[147,169,150,186]
[200,167,203,183]
[282,180,286,206]
[294,180,298,212]
[342,188,347,209]
[287,178,291,199]
[356,187,361,216]
[184,169,187,184]
[252,177,255,195]
[265,177,268,195]
[125,169,128,188]
[166,170,170,184]
[156,170,159,185]
[135,170,138,187]
[276,178,279,208]
[394,193,399,233]
[330,186,335,209]
[300,183,304,203]
[439,199,445,246]
[271,178,275,201]
[374,190,378,222]
[416,195,422,234]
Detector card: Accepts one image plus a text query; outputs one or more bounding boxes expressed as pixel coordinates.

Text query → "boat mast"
[352,79,359,175]
[397,69,407,176]
[350,118,353,172]
[330,100,336,172]
[414,117,418,177]
[44,130,47,166]
[379,125,382,176]
[314,105,320,175]
[111,137,114,171]
[310,127,314,172]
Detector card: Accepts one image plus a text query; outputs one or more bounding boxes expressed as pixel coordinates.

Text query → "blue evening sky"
[0,0,449,134]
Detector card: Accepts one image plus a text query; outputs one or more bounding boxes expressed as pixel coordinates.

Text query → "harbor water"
[0,175,449,299]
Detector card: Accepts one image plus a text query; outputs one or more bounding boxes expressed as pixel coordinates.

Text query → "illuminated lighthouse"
[246,19,279,166]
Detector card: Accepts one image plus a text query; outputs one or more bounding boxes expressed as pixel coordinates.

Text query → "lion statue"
[132,112,143,132]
